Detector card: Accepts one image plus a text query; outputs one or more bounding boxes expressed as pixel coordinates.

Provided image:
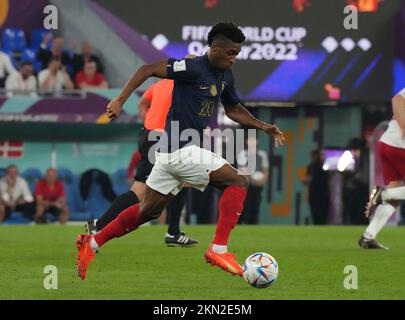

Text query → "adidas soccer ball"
[243,252,278,288]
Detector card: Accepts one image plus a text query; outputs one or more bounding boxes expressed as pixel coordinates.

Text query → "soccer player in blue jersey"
[76,22,285,280]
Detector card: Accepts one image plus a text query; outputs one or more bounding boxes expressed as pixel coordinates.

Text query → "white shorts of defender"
[146,145,228,196]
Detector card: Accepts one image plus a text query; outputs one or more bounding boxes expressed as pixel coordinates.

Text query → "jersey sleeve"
[221,70,241,106]
[166,58,200,82]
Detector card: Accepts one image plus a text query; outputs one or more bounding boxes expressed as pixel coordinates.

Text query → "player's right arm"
[107,57,199,120]
[106,60,168,120]
[392,90,405,138]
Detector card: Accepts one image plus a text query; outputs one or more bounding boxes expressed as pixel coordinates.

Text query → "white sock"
[90,236,99,253]
[364,202,396,239]
[381,186,405,201]
[212,244,227,253]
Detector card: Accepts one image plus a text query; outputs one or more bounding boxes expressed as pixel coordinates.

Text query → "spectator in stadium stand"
[34,168,69,224]
[0,165,35,223]
[236,136,269,224]
[75,60,108,89]
[36,33,72,70]
[303,149,329,225]
[343,138,369,225]
[38,58,74,92]
[72,41,104,76]
[0,46,16,88]
[5,61,37,96]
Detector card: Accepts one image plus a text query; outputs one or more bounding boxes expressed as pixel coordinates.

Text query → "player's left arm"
[222,71,285,147]
[224,103,285,147]
[107,57,199,120]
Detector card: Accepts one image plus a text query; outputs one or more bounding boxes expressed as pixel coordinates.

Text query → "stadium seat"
[85,183,112,219]
[4,211,31,225]
[57,167,75,185]
[79,169,115,220]
[112,168,129,196]
[21,168,43,194]
[57,167,85,216]
[31,28,51,50]
[68,210,92,221]
[2,28,27,52]
[21,48,43,72]
[21,47,36,60]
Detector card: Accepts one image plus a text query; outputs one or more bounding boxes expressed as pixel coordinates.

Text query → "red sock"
[94,203,143,247]
[213,186,247,246]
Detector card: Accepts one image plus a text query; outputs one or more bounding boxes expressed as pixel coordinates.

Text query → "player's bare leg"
[203,163,249,276]
[76,186,173,280]
[359,180,404,250]
[131,181,147,201]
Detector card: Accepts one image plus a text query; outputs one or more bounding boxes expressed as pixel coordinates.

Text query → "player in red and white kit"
[359,88,405,249]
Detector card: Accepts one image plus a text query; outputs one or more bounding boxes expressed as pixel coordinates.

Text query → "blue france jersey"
[163,54,240,150]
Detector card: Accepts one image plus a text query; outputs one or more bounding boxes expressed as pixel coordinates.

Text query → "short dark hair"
[20,61,33,67]
[6,164,18,172]
[207,22,245,46]
[49,57,61,65]
[84,59,97,65]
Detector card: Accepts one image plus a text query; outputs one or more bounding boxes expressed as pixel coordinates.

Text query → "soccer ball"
[243,252,278,288]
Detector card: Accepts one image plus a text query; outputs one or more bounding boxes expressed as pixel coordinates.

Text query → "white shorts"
[146,145,228,195]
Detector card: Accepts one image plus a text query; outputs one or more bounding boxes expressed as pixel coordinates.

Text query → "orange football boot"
[204,245,243,276]
[75,234,95,280]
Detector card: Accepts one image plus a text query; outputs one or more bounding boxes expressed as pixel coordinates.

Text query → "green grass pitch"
[0,225,404,300]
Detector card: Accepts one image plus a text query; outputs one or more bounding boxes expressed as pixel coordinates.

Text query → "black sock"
[166,188,188,235]
[96,191,139,230]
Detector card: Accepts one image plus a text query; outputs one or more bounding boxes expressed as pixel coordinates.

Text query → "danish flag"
[0,141,24,158]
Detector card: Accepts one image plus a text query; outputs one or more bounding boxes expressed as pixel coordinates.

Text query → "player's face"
[212,42,241,71]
